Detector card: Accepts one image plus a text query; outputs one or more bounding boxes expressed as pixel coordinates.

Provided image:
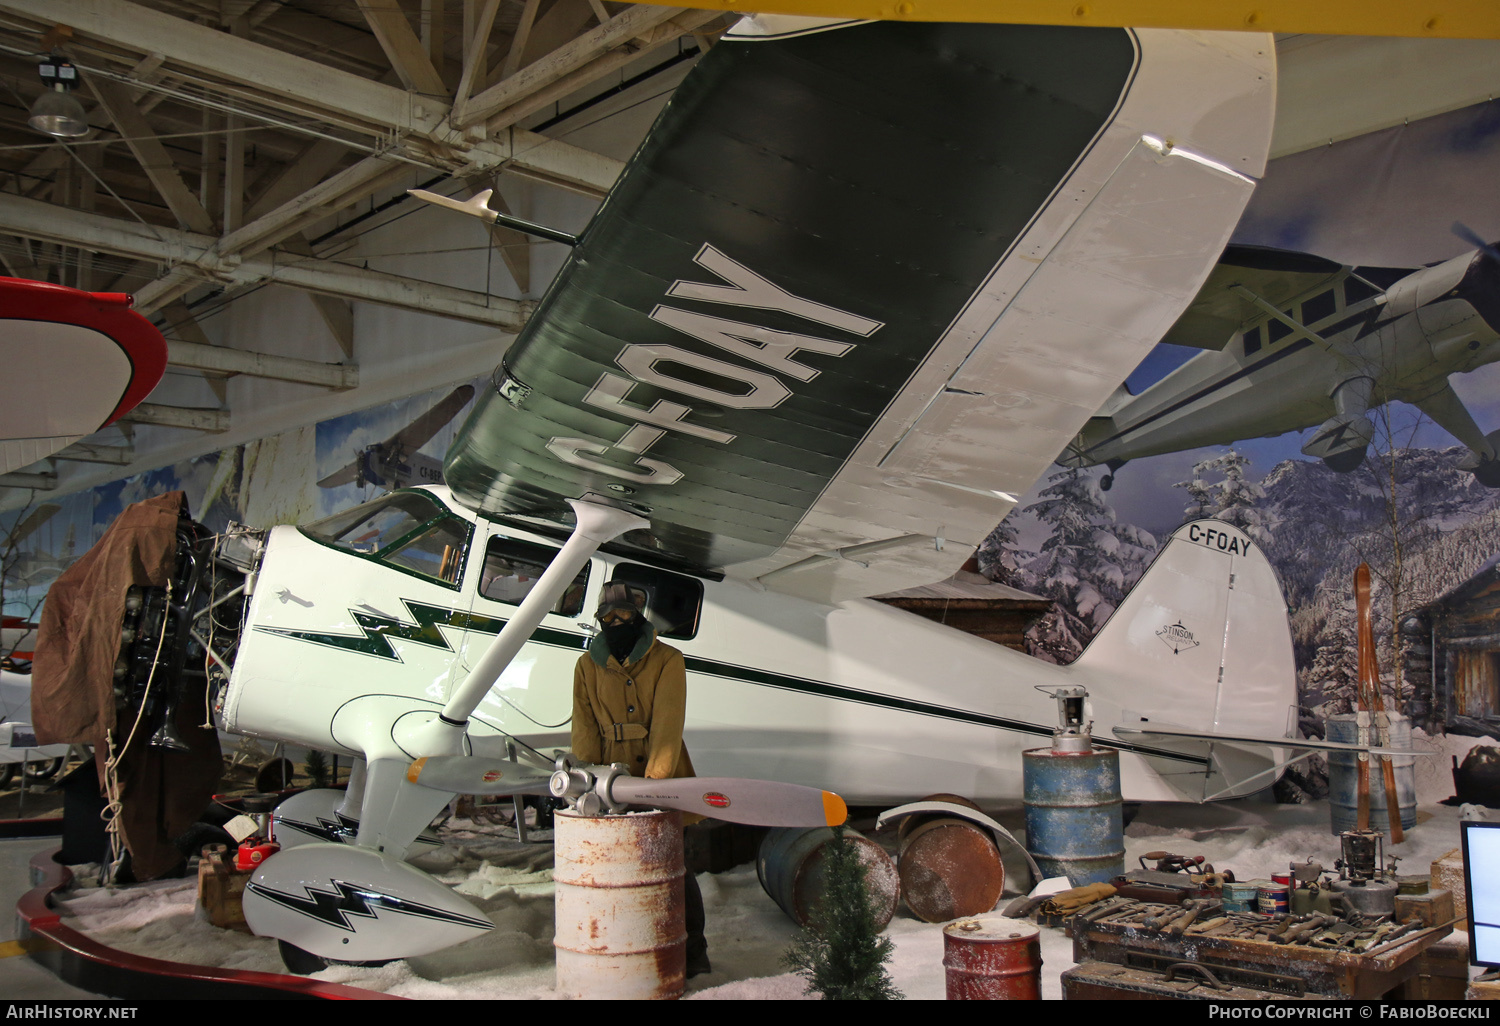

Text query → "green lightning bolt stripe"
[256,600,578,662]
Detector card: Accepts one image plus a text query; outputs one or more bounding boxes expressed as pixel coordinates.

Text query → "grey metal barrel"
[1326,712,1416,835]
[1022,746,1124,887]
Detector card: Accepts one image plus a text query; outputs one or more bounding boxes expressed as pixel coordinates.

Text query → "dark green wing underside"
[445,21,1138,574]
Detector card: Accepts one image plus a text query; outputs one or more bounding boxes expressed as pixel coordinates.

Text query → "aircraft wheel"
[1100,474,1114,491]
[277,940,330,975]
[23,757,65,781]
[1474,461,1500,489]
[0,763,15,788]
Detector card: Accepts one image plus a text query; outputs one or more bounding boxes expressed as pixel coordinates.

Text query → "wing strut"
[401,496,646,757]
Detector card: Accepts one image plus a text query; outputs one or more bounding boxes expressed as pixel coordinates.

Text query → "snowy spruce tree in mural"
[1023,468,1155,663]
[1175,450,1274,547]
[976,517,1034,589]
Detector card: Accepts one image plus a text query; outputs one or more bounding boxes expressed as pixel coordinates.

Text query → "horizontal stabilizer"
[408,188,498,224]
[1113,723,1420,757]
[609,776,847,828]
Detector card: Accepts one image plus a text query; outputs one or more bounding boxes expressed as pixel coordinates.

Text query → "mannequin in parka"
[571,580,709,977]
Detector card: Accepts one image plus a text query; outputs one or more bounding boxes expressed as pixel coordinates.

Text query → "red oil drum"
[942,916,1042,1000]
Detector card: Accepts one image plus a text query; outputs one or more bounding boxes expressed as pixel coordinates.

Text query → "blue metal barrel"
[1022,747,1124,886]
[756,826,899,930]
[1327,712,1416,835]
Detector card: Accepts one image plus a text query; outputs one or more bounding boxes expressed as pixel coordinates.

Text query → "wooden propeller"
[1355,563,1403,843]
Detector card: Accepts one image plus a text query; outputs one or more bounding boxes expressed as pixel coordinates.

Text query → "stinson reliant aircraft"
[62,15,1361,969]
[1058,239,1500,488]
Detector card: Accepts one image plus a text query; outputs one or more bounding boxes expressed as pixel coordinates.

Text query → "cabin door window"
[477,535,591,616]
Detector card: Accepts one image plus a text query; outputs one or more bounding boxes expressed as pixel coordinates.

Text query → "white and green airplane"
[78,15,1319,970]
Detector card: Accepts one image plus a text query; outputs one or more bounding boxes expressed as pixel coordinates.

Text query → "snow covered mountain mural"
[983,99,1500,766]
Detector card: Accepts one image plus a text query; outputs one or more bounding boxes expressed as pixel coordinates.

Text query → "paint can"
[897,794,1005,923]
[1327,712,1417,835]
[756,826,899,930]
[942,916,1042,1000]
[553,809,686,1000]
[1256,881,1289,915]
[1022,746,1124,886]
[1221,880,1260,913]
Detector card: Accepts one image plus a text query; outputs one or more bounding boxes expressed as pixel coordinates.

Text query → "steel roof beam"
[0,193,532,330]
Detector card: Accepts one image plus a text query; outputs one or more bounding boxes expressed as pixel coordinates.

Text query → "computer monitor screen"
[1461,820,1500,967]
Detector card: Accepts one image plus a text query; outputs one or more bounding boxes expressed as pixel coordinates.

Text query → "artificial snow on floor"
[47,750,1486,1002]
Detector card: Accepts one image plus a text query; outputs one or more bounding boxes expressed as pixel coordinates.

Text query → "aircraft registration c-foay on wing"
[1059,241,1500,488]
[73,16,1298,966]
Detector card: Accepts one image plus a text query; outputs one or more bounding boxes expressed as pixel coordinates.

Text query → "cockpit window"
[302,492,470,585]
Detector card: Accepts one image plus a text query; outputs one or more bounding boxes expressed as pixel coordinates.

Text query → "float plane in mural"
[315,385,475,492]
[1059,238,1500,488]
[59,18,1403,969]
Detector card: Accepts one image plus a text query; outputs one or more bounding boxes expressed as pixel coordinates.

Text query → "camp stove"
[1329,830,1399,916]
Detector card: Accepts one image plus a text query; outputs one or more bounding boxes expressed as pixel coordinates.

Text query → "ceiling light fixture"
[28,57,89,138]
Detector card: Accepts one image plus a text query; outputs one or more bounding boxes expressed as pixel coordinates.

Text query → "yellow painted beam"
[657,1,1500,39]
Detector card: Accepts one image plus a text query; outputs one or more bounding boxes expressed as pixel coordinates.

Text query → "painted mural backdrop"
[981,100,1500,785]
[0,379,483,635]
[6,100,1500,775]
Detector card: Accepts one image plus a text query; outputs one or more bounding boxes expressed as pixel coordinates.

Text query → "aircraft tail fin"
[1070,519,1296,798]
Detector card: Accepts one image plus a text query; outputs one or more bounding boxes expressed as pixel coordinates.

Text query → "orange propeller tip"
[822,790,848,827]
[406,757,427,784]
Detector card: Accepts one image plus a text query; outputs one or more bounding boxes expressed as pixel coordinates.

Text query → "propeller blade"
[608,776,847,828]
[406,755,552,796]
[315,461,361,489]
[1452,221,1500,264]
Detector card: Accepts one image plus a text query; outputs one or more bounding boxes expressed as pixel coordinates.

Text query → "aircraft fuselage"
[1069,249,1500,470]
[216,487,1295,806]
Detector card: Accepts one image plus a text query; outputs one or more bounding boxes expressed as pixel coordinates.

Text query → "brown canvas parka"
[571,622,694,780]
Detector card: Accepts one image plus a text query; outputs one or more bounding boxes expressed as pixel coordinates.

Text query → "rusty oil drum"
[896,794,1004,923]
[756,826,899,930]
[1022,746,1124,886]
[943,916,1042,1000]
[553,808,686,1000]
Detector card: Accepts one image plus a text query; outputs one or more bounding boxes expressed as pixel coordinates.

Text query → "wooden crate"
[196,855,252,932]
[1393,932,1470,1000]
[1063,961,1339,1000]
[1432,849,1468,931]
[1073,906,1451,1000]
[1395,887,1455,928]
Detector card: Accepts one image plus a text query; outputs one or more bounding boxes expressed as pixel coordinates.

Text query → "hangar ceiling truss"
[0,0,726,450]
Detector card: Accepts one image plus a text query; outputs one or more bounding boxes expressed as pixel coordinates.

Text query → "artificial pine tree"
[781,829,903,1000]
[304,749,329,788]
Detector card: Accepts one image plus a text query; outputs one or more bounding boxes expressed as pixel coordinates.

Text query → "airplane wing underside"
[1158,244,1350,351]
[444,17,1275,603]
